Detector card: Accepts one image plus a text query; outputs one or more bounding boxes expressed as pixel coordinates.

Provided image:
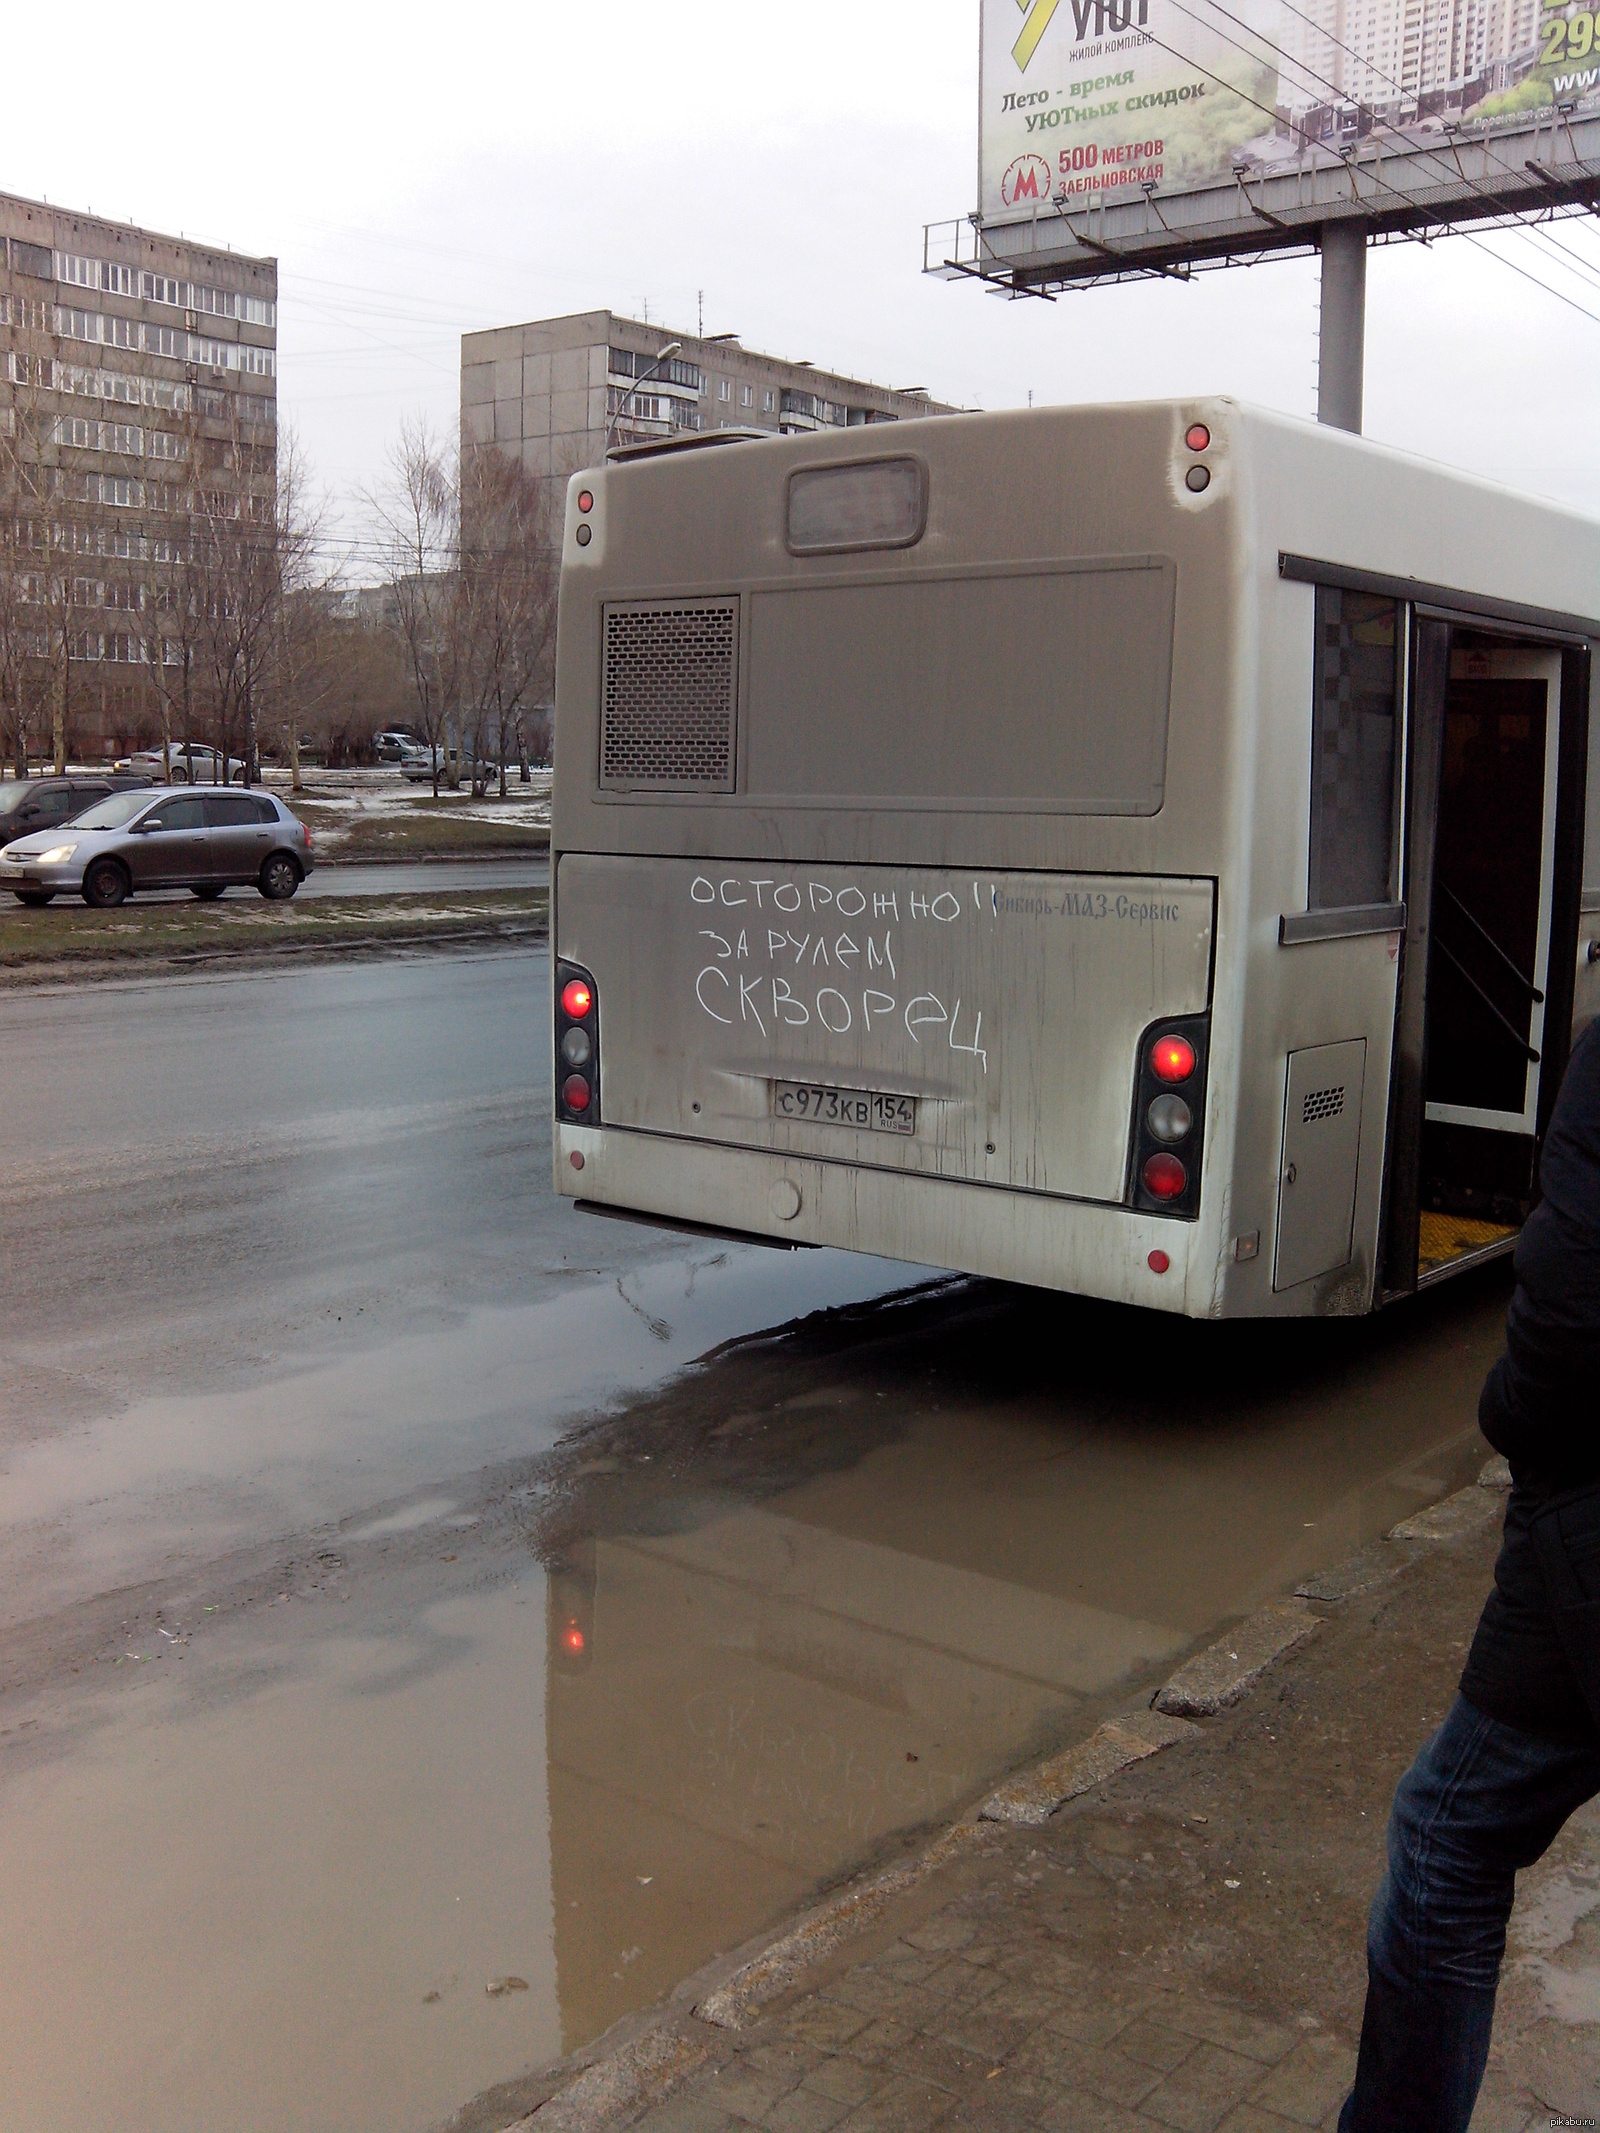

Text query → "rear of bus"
[550,401,1250,1316]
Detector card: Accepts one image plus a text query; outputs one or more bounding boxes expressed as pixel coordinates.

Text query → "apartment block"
[1279,0,1541,121]
[461,309,954,542]
[0,189,278,760]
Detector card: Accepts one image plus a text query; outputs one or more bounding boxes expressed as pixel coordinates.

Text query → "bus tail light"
[556,959,600,1125]
[1128,1011,1209,1219]
[1142,1153,1187,1198]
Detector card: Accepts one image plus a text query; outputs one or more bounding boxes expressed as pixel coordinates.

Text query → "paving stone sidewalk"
[587,1507,1600,2133]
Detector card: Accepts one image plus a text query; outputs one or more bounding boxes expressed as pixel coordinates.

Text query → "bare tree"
[367,418,458,796]
[258,427,332,793]
[455,445,557,799]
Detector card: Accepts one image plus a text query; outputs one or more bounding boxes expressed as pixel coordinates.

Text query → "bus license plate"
[773,1081,915,1135]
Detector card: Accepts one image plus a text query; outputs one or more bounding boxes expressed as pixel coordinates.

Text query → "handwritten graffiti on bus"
[692,962,987,1068]
[683,868,1194,1074]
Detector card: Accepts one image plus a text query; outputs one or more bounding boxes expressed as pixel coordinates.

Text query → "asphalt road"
[0,949,1514,2133]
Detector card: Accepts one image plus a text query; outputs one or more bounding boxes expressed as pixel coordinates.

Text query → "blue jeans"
[1340,1696,1600,2131]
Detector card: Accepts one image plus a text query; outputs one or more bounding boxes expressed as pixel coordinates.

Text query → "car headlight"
[37,843,78,865]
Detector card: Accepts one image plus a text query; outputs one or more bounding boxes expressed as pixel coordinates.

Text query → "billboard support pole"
[1317,221,1367,434]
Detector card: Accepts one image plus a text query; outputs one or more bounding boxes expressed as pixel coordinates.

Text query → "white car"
[116,744,246,784]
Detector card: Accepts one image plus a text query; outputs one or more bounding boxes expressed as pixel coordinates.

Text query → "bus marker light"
[577,489,594,513]
[1150,1034,1196,1083]
[1142,1152,1187,1198]
[570,1150,585,1171]
[575,524,592,546]
[561,978,593,1019]
[561,1074,592,1113]
[1185,424,1210,451]
[1185,465,1211,493]
[1147,1249,1170,1273]
[1146,1093,1192,1142]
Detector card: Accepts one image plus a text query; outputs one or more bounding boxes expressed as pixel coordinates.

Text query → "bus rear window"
[744,560,1174,813]
[786,458,927,555]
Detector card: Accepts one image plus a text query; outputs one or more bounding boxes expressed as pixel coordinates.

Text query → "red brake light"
[561,978,593,1020]
[561,1623,586,1653]
[1185,423,1210,451]
[561,1073,592,1113]
[1142,1152,1187,1199]
[1148,1248,1171,1273]
[577,489,594,513]
[1150,1034,1196,1083]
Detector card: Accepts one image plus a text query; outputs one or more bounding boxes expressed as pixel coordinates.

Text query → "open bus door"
[1379,618,1591,1300]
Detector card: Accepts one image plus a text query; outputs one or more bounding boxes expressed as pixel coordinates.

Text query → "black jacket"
[1461,1015,1600,1743]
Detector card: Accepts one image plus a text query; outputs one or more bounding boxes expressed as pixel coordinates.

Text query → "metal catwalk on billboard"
[927,0,1600,291]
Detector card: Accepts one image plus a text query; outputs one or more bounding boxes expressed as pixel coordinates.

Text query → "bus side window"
[1308,587,1401,910]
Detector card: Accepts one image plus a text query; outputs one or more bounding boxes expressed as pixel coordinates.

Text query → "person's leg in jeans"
[1339,1696,1600,2132]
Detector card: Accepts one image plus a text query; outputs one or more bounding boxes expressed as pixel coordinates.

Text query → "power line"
[1192,0,1600,299]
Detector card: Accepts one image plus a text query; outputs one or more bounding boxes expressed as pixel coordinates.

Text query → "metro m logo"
[1012,0,1062,69]
[1001,154,1054,204]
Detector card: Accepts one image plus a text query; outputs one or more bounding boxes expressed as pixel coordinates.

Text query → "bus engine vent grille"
[601,600,738,791]
[1302,1084,1346,1125]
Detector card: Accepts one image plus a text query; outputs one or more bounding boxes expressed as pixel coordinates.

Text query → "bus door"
[1381,620,1590,1297]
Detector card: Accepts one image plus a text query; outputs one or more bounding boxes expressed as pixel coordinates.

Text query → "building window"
[763,389,775,412]
[1308,586,1402,910]
[103,263,135,297]
[143,324,180,358]
[58,253,98,289]
[739,383,753,407]
[718,379,730,401]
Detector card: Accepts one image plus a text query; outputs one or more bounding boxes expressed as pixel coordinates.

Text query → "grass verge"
[0,886,548,978]
[287,804,549,862]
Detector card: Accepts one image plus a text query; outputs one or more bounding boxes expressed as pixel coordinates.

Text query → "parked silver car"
[115,744,246,784]
[0,787,314,907]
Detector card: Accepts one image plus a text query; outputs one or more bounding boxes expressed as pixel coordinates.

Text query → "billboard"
[979,0,1600,227]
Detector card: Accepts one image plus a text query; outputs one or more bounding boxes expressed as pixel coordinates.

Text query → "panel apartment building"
[0,190,278,762]
[461,310,954,542]
[1279,0,1541,127]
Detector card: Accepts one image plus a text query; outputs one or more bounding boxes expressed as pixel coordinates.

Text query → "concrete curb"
[509,2027,710,2130]
[1389,1482,1503,1543]
[1295,1540,1418,1604]
[1154,1600,1319,1719]
[978,1708,1199,1827]
[694,1820,987,2033]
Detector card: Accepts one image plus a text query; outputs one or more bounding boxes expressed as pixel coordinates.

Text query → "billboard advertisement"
[979,0,1600,224]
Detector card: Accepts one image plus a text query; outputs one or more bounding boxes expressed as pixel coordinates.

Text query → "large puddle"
[0,1268,1510,2132]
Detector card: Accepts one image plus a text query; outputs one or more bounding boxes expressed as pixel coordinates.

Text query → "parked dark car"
[0,786,314,906]
[0,773,154,851]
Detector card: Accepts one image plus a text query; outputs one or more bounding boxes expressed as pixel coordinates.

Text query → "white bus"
[549,402,1600,1319]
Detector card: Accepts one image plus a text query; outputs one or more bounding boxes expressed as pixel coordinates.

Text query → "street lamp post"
[605,341,682,453]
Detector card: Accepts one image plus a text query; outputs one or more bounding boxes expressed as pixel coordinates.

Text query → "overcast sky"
[9,1,1598,576]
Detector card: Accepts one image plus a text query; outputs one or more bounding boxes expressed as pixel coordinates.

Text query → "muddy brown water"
[0,1260,1506,2132]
